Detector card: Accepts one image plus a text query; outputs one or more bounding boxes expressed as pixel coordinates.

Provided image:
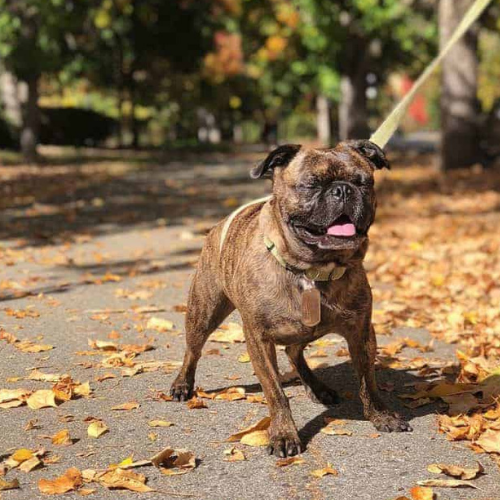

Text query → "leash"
[370,0,493,148]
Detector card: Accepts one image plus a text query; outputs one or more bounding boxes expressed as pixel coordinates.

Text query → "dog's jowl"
[170,140,412,458]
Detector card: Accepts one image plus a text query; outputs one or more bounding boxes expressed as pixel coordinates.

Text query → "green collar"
[264,236,346,282]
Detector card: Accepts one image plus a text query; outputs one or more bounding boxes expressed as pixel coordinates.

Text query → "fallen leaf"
[427,462,483,480]
[227,417,271,442]
[150,447,197,475]
[417,479,477,488]
[240,430,270,447]
[27,390,58,410]
[238,352,251,363]
[211,323,245,343]
[223,448,246,462]
[276,456,305,467]
[97,468,154,492]
[0,478,20,490]
[87,421,108,438]
[310,464,338,478]
[186,398,207,410]
[38,467,83,495]
[148,420,174,427]
[19,456,43,473]
[111,401,139,411]
[51,429,73,446]
[410,486,434,500]
[146,317,174,332]
[475,429,500,453]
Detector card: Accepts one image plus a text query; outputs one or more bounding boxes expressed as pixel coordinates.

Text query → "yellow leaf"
[97,468,154,492]
[240,430,270,447]
[310,464,338,478]
[227,417,271,442]
[52,429,73,446]
[475,429,500,453]
[417,479,477,488]
[238,352,251,363]
[146,317,174,332]
[148,420,174,427]
[11,448,34,463]
[27,390,58,410]
[111,401,139,411]
[87,421,108,438]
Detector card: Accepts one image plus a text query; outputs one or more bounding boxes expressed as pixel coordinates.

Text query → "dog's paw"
[170,381,193,402]
[306,385,340,406]
[267,431,303,458]
[370,411,412,433]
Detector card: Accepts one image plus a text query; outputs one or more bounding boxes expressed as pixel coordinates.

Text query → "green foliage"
[0,0,87,80]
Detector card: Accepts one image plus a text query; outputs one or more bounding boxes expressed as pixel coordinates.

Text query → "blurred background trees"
[0,0,500,170]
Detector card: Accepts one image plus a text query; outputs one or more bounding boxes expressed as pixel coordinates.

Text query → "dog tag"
[302,288,321,327]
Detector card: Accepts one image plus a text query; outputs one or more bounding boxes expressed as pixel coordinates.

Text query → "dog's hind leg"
[285,343,340,406]
[170,255,234,402]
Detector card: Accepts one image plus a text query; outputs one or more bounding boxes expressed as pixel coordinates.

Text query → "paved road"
[0,153,499,500]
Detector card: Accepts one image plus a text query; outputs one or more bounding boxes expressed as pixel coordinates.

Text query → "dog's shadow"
[209,361,442,448]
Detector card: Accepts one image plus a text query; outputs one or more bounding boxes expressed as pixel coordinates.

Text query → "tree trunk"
[338,72,369,141]
[316,94,331,146]
[20,74,40,163]
[439,0,481,170]
[0,69,22,127]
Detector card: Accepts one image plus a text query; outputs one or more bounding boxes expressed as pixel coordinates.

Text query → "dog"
[170,139,411,458]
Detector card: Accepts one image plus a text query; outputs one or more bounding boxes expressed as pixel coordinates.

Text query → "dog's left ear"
[250,144,302,179]
[348,140,390,170]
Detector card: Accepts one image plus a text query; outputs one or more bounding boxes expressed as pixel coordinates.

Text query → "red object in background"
[401,75,429,125]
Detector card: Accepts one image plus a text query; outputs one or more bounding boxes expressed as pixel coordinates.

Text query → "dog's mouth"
[293,214,357,239]
[291,213,364,249]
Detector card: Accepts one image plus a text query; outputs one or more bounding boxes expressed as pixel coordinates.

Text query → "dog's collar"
[263,236,346,282]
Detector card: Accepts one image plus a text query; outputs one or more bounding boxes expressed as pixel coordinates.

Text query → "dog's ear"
[348,140,390,170]
[250,144,302,179]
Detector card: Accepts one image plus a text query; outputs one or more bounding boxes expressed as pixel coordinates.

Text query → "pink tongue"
[327,223,356,237]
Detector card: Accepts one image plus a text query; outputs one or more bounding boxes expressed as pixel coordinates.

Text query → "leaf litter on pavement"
[1,154,500,495]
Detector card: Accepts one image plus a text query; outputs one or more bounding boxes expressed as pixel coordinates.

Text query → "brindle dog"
[170,140,412,458]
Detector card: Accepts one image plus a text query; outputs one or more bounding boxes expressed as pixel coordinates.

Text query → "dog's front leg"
[245,330,303,457]
[347,322,412,432]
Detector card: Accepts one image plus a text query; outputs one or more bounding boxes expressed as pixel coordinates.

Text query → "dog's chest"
[258,280,352,345]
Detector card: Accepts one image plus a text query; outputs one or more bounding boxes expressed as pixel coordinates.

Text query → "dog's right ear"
[250,144,301,179]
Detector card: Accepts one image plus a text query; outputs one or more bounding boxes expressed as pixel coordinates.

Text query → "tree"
[439,0,482,170]
[294,0,436,141]
[83,0,213,148]
[0,0,87,161]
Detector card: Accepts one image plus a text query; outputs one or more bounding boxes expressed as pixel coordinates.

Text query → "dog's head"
[251,140,389,260]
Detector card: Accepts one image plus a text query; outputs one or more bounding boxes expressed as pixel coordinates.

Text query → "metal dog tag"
[302,288,321,327]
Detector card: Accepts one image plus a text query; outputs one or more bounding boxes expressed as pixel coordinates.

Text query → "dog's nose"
[331,182,353,200]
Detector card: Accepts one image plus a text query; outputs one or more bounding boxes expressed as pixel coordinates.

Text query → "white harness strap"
[219,195,272,253]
